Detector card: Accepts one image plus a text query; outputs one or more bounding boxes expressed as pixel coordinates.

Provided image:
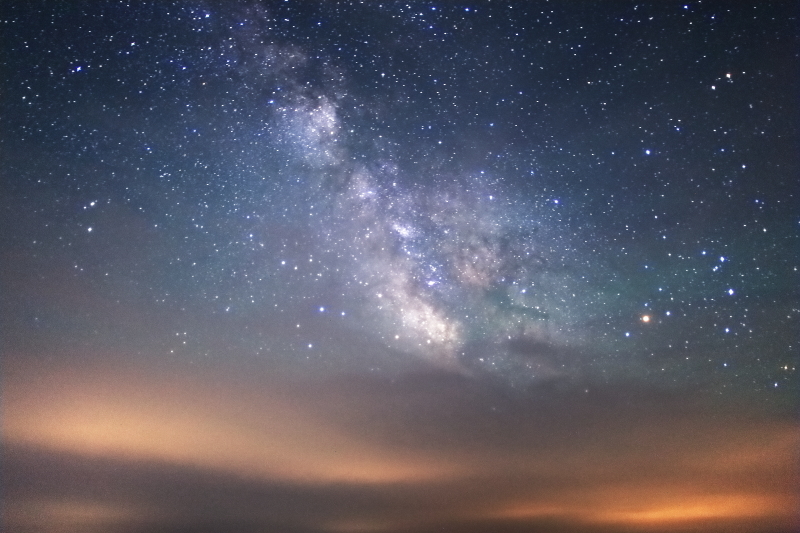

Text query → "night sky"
[2,1,798,532]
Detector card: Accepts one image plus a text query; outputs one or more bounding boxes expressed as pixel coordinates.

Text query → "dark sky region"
[1,1,798,532]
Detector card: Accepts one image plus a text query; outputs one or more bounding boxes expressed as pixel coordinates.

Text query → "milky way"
[223,52,612,380]
[2,2,797,532]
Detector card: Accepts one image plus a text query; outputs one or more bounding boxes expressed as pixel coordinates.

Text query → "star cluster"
[7,1,795,390]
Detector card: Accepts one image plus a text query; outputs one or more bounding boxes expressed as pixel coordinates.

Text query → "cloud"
[4,355,797,533]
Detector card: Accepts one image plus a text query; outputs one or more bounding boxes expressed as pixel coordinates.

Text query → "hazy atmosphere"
[2,1,798,532]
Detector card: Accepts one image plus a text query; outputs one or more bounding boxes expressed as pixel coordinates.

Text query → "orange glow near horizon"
[594,492,791,527]
[4,355,798,533]
[494,490,792,526]
[597,497,776,524]
[3,357,463,485]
